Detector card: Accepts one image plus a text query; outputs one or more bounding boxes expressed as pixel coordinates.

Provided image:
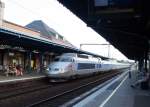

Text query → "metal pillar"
[26,51,32,73]
[148,40,150,72]
[108,44,110,58]
[138,58,144,72]
[144,58,148,72]
[144,50,148,72]
[39,52,44,73]
[143,42,149,72]
[149,58,150,72]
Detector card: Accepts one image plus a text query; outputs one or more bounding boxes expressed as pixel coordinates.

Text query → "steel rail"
[27,72,120,107]
[0,84,53,100]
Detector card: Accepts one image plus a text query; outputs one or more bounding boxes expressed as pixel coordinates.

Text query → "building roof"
[26,20,76,48]
[26,20,57,38]
[2,20,40,37]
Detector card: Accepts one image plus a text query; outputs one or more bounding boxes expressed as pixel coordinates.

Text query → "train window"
[77,54,89,59]
[78,63,95,70]
[60,57,72,62]
[99,64,101,68]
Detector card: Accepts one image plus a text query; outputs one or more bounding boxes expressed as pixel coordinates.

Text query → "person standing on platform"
[131,72,150,89]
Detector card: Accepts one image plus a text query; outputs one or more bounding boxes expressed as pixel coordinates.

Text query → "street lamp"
[80,43,111,58]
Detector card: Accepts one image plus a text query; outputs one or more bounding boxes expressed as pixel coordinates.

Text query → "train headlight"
[46,68,49,71]
[46,68,51,72]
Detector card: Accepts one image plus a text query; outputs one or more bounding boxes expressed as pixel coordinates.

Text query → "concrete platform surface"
[74,70,150,107]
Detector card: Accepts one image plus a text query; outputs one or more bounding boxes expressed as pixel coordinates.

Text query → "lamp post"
[80,43,110,58]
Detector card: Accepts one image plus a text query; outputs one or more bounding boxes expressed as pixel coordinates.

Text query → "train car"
[101,59,130,71]
[46,53,130,81]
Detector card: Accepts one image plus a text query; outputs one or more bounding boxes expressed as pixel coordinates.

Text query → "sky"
[2,0,128,60]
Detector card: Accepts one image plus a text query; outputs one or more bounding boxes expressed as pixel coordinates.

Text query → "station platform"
[74,70,150,107]
[0,72,46,84]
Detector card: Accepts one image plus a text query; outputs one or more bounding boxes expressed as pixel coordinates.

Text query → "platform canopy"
[0,28,108,59]
[58,0,150,60]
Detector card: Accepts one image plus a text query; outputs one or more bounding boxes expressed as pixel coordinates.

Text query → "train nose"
[47,68,63,74]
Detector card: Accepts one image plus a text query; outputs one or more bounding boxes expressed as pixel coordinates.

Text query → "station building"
[0,20,74,74]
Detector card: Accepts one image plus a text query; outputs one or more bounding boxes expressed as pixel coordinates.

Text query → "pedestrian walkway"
[74,70,150,107]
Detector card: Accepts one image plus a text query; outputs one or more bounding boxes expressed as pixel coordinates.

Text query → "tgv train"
[46,53,130,81]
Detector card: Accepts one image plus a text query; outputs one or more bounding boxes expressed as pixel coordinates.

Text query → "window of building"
[58,35,63,40]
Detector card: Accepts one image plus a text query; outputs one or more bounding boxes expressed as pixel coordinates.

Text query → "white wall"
[0,0,5,27]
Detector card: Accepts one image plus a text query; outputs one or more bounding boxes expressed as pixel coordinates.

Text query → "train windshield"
[60,58,72,62]
[54,57,73,62]
[54,57,60,62]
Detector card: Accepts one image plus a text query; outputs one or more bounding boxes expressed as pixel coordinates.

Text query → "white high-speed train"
[46,53,130,80]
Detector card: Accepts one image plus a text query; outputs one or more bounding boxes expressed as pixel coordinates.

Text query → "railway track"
[0,70,122,107]
[0,84,52,100]
[28,71,121,107]
[0,76,49,93]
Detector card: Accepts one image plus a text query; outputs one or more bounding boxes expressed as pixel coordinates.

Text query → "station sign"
[88,0,135,17]
[9,52,14,56]
[94,0,134,7]
[94,0,108,6]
